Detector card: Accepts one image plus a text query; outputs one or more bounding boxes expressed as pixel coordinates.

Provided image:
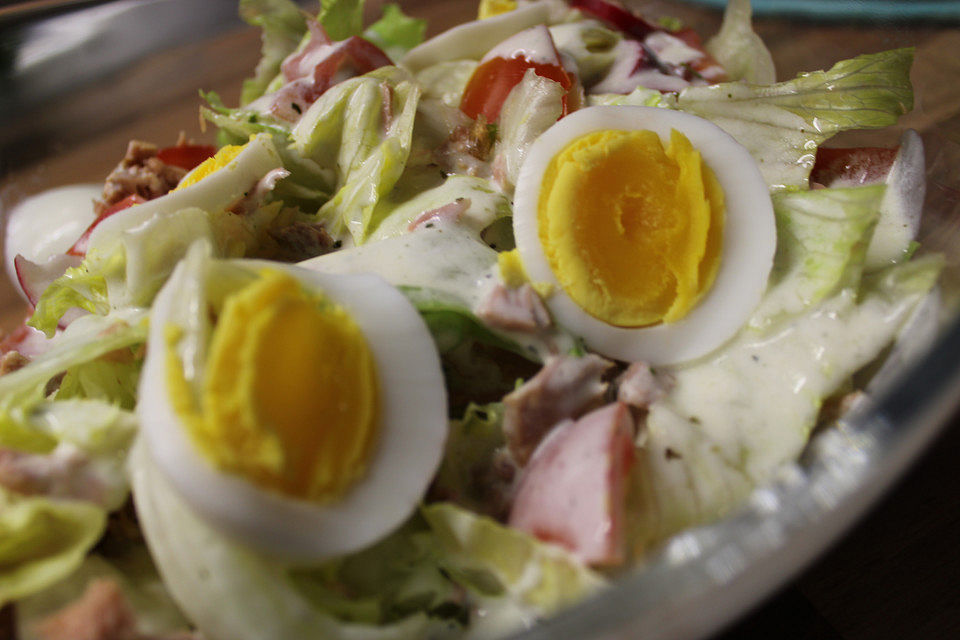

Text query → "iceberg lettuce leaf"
[130,443,459,640]
[318,0,364,41]
[422,503,605,615]
[28,257,114,337]
[0,311,146,454]
[674,48,914,188]
[0,487,106,606]
[290,519,463,625]
[750,184,884,330]
[293,68,422,242]
[705,0,776,84]
[431,404,507,516]
[496,69,565,191]
[365,4,427,62]
[16,550,192,640]
[368,175,511,242]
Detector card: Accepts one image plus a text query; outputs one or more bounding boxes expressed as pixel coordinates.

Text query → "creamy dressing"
[633,261,938,548]
[300,222,498,307]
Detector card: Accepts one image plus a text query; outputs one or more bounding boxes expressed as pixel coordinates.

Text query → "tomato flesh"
[460,56,572,123]
[67,194,145,257]
[157,144,217,171]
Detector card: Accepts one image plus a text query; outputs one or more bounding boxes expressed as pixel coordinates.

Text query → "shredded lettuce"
[496,69,565,191]
[431,404,507,516]
[130,443,460,640]
[239,0,308,105]
[0,487,106,606]
[318,0,365,41]
[705,0,776,84]
[750,185,885,330]
[292,67,421,242]
[365,4,427,62]
[672,48,914,188]
[28,258,113,337]
[422,503,605,616]
[0,311,146,454]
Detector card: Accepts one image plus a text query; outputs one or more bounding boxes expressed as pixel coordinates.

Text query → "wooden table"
[1,1,957,638]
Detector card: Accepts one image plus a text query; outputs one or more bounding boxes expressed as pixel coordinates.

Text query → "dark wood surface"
[0,1,957,638]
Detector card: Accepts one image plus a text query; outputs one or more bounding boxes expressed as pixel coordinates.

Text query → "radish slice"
[0,320,54,358]
[14,254,83,307]
[3,185,99,296]
[867,129,925,269]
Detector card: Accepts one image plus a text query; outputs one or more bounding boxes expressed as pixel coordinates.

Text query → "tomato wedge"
[461,56,571,122]
[67,194,145,257]
[810,146,899,187]
[460,24,572,123]
[157,143,217,171]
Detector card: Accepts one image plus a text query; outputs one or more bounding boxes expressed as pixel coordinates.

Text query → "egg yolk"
[167,270,380,502]
[174,143,247,191]
[478,0,517,19]
[537,128,724,326]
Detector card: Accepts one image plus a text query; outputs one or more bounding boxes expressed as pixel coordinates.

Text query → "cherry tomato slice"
[460,56,572,123]
[67,194,146,257]
[810,147,898,187]
[156,144,217,171]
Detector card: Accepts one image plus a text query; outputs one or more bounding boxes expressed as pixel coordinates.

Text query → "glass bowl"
[1,1,957,638]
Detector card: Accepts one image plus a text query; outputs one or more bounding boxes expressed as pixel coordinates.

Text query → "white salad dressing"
[634,259,940,546]
[300,222,498,307]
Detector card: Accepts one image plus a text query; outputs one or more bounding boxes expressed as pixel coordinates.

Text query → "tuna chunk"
[99,141,185,213]
[615,362,672,409]
[508,402,636,566]
[0,444,108,506]
[36,579,200,640]
[503,354,614,465]
[476,283,551,332]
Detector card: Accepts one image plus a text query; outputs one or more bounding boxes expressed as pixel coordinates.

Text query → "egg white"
[4,184,100,296]
[513,105,776,364]
[138,251,448,563]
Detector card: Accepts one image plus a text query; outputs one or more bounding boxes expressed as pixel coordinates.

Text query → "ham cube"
[508,402,636,566]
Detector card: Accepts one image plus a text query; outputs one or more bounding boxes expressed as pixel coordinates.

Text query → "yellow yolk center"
[168,270,380,502]
[478,0,517,19]
[537,129,724,326]
[174,143,247,191]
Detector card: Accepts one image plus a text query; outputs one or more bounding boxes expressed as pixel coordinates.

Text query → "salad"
[0,0,941,638]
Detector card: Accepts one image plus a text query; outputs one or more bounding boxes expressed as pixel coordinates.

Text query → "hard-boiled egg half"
[513,106,776,364]
[137,245,447,562]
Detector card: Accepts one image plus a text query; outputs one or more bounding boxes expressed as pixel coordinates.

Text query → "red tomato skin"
[460,56,571,123]
[156,144,217,171]
[67,194,145,257]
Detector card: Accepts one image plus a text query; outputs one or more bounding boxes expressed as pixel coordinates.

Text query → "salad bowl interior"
[0,1,959,639]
